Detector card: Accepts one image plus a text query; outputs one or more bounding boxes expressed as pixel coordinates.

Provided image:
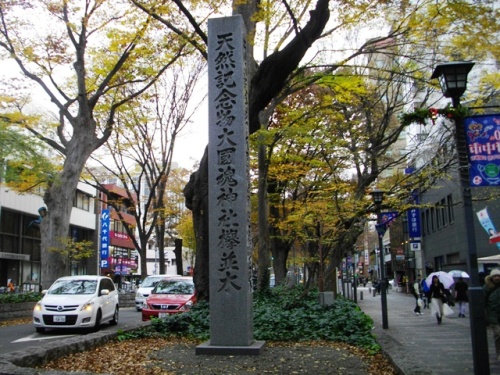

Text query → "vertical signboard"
[100,209,110,269]
[407,192,421,240]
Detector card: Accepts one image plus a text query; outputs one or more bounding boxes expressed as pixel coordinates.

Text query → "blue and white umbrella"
[448,270,470,279]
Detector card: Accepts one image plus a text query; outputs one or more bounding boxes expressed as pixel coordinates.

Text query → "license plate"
[158,313,168,319]
[54,316,66,323]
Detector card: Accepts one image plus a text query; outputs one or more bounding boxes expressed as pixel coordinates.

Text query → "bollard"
[373,288,376,297]
[360,291,363,300]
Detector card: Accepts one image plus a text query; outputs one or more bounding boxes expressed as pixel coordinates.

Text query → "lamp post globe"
[430,61,474,106]
[370,188,384,206]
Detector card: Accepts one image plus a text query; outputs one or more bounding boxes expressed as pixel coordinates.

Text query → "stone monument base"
[195,340,266,356]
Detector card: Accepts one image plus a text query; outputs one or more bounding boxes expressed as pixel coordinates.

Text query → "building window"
[435,255,444,270]
[435,203,441,229]
[447,252,460,266]
[425,209,431,235]
[447,195,454,223]
[441,198,447,227]
[74,191,90,211]
[421,210,426,236]
[430,207,436,232]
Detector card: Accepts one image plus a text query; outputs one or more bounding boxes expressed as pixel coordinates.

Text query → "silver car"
[33,275,119,333]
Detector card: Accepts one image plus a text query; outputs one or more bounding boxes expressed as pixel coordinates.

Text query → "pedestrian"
[413,278,422,315]
[454,277,468,318]
[429,275,446,324]
[483,268,500,361]
[7,279,15,293]
[420,277,430,308]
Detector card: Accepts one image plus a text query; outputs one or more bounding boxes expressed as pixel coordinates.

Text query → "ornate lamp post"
[370,188,389,329]
[431,61,490,375]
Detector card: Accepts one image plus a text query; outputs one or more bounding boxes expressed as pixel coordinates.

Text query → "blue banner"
[100,209,110,268]
[376,211,399,238]
[465,114,500,186]
[407,192,421,240]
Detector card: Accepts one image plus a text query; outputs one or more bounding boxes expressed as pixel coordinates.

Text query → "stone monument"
[196,15,265,355]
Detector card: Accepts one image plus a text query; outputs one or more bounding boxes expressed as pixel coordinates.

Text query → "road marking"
[13,334,77,343]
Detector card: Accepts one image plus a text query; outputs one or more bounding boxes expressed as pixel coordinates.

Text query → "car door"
[98,279,114,320]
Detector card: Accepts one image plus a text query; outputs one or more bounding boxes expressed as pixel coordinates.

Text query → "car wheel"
[110,306,119,326]
[92,310,102,332]
[36,327,45,334]
[136,307,142,312]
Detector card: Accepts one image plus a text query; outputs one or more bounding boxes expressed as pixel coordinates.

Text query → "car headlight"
[81,301,94,312]
[179,300,193,311]
[136,291,143,298]
[34,302,42,312]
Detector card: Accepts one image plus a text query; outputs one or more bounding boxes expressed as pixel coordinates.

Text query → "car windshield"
[154,280,194,295]
[48,279,97,295]
[141,277,164,288]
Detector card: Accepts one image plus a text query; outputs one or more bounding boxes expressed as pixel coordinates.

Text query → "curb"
[372,325,433,375]
[0,321,150,374]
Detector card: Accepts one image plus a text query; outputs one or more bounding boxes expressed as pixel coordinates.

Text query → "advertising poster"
[465,114,500,186]
[476,207,500,250]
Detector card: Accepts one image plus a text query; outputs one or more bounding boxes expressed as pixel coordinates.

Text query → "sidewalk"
[356,285,500,375]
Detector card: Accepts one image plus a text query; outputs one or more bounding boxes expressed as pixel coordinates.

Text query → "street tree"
[0,1,191,287]
[248,0,499,290]
[87,64,204,279]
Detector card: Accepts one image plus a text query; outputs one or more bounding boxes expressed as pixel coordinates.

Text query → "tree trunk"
[140,238,149,280]
[183,148,209,301]
[257,141,271,291]
[174,238,183,276]
[156,225,166,274]
[40,127,96,289]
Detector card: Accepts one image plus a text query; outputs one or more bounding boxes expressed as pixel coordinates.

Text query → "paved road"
[0,307,142,355]
[356,285,500,375]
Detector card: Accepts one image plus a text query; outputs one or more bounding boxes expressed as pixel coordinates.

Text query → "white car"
[33,275,119,333]
[135,274,173,311]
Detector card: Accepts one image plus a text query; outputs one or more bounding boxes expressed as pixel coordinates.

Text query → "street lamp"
[431,61,490,375]
[370,188,389,329]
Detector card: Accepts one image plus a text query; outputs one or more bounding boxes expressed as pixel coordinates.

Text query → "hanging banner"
[376,211,399,238]
[465,114,500,187]
[476,208,500,249]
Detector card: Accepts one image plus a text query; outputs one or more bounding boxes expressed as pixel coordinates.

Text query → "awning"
[478,254,500,264]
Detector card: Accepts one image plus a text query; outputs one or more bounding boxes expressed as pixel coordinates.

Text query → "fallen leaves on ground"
[40,337,399,375]
[0,317,31,327]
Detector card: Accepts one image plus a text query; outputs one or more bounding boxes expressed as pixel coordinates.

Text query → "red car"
[141,276,196,321]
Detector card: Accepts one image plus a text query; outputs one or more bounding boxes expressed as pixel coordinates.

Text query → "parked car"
[141,276,196,321]
[135,274,173,311]
[33,275,119,333]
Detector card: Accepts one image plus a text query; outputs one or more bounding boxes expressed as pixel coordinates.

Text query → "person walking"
[454,277,469,318]
[483,268,500,361]
[7,279,15,293]
[413,278,422,315]
[429,275,446,324]
[420,277,430,308]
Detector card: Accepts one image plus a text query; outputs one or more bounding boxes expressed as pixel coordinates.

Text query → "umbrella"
[425,271,455,289]
[448,270,470,279]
